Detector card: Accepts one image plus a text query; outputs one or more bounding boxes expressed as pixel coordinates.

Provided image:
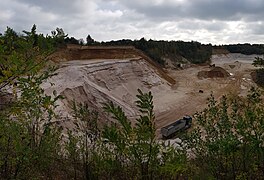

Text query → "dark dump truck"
[161,116,192,139]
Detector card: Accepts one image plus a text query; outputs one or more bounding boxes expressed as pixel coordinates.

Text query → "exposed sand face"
[43,53,259,137]
[42,58,177,129]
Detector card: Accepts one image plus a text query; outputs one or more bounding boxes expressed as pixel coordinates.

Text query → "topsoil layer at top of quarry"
[49,45,140,62]
[44,46,260,137]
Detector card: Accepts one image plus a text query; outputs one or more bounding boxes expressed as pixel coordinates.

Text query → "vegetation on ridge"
[100,38,213,65]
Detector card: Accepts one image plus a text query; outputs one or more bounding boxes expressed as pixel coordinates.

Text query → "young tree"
[0,25,63,179]
[86,35,95,45]
[0,66,63,179]
[101,89,160,179]
[0,25,56,91]
[253,56,264,68]
[71,101,100,180]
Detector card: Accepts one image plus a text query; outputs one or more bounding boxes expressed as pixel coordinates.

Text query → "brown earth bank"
[49,45,140,62]
[44,46,260,138]
[197,66,230,78]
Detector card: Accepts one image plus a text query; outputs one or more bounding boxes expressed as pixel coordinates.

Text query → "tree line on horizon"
[34,26,264,66]
[70,35,264,66]
[2,25,262,66]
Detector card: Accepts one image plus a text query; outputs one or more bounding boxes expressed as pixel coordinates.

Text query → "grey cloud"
[1,0,264,44]
[247,22,264,35]
[115,0,264,21]
[18,0,83,14]
[177,20,228,31]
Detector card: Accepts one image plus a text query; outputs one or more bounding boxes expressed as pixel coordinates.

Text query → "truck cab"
[183,116,192,129]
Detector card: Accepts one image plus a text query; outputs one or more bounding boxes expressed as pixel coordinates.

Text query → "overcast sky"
[1,0,264,45]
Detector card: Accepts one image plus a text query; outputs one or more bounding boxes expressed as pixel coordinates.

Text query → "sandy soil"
[43,53,259,137]
[155,54,258,134]
[43,57,175,130]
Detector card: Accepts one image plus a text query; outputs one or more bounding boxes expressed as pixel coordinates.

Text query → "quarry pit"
[44,46,259,137]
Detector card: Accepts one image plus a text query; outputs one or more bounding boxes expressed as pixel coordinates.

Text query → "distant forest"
[224,44,264,55]
[101,39,212,65]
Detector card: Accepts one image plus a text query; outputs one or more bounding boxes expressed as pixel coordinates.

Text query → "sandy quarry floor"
[43,53,260,137]
[155,54,259,134]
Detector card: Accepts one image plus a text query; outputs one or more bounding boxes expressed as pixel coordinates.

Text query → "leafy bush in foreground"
[186,87,264,179]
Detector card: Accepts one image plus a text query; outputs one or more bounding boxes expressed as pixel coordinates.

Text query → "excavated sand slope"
[43,58,177,130]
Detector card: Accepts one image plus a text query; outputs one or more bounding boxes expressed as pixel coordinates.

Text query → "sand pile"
[198,67,230,78]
